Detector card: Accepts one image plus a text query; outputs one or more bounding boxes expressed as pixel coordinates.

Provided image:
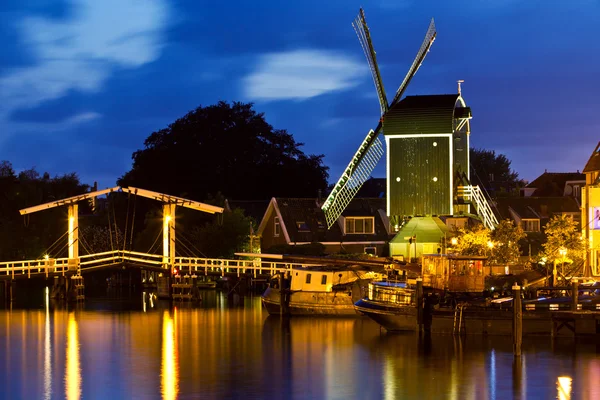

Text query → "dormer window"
[296,221,310,232]
[521,219,540,232]
[345,217,374,234]
[274,216,280,237]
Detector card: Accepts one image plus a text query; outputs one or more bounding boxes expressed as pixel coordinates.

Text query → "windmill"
[321,8,436,228]
[321,8,497,233]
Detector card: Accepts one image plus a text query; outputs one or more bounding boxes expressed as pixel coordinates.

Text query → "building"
[495,197,581,234]
[521,171,585,203]
[257,197,393,256]
[384,94,472,219]
[582,142,600,276]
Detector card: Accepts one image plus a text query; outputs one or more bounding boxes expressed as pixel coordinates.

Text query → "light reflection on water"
[0,290,598,399]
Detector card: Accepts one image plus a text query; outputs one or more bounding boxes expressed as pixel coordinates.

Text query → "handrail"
[456,185,499,230]
[0,251,307,277]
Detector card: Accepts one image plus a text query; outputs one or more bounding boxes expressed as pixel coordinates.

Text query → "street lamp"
[487,241,495,275]
[559,247,567,278]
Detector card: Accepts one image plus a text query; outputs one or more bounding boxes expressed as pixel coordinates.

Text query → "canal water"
[0,289,598,400]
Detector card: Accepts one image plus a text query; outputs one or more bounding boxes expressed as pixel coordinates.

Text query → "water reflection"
[161,310,179,400]
[44,287,51,400]
[4,292,600,399]
[557,376,572,400]
[65,312,81,400]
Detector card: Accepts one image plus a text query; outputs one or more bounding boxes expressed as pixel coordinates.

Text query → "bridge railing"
[174,256,311,277]
[0,257,73,278]
[0,252,317,279]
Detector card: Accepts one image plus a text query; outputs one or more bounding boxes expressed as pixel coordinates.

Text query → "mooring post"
[571,279,579,311]
[512,284,522,357]
[416,278,423,332]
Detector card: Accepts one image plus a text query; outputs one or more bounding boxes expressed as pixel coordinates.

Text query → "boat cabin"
[271,267,383,292]
[421,254,488,293]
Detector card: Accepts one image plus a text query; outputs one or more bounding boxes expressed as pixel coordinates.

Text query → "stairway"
[456,185,499,230]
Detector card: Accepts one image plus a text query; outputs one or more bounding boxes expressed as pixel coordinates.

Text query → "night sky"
[1,0,598,191]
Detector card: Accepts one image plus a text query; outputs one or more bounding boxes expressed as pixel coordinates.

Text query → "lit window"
[296,221,310,232]
[345,217,375,234]
[321,275,327,285]
[306,274,312,284]
[364,246,376,256]
[521,219,540,232]
[573,185,580,198]
[274,216,280,237]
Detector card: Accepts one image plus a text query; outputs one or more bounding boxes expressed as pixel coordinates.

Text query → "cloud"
[244,49,366,101]
[0,0,169,134]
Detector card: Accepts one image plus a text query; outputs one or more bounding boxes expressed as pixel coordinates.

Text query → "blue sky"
[0,0,598,190]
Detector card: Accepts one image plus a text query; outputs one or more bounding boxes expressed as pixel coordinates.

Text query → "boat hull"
[354,299,417,331]
[261,287,361,316]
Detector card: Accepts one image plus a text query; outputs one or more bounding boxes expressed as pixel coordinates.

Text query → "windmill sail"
[352,8,388,115]
[321,12,436,228]
[321,129,384,228]
[390,18,437,107]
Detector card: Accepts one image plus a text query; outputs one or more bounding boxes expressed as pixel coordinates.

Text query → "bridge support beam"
[163,204,176,270]
[68,204,79,262]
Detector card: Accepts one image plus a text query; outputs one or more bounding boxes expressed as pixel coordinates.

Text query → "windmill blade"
[390,18,437,107]
[353,8,388,115]
[321,128,384,228]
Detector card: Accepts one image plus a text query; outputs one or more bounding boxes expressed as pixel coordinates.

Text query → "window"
[306,274,312,284]
[274,216,280,237]
[321,275,327,285]
[364,246,376,256]
[296,221,310,232]
[573,185,581,198]
[521,219,540,232]
[345,217,375,234]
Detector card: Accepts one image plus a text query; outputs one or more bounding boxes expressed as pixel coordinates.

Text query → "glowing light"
[487,241,495,249]
[66,313,81,400]
[166,215,171,223]
[557,376,572,400]
[161,311,179,400]
[433,142,437,147]
[44,254,50,260]
[450,237,458,246]
[395,177,400,182]
[44,287,51,400]
[559,247,567,257]
[433,177,438,182]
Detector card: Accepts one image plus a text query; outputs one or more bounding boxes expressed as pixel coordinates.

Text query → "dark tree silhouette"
[118,101,329,201]
[470,148,522,196]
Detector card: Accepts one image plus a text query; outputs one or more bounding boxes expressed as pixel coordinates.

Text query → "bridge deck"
[0,250,312,280]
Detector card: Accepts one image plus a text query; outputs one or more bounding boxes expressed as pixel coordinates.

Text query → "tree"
[118,101,329,201]
[0,162,90,260]
[470,148,522,196]
[542,215,586,265]
[489,219,525,265]
[452,224,491,256]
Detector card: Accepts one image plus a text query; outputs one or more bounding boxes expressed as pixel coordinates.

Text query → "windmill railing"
[456,185,499,230]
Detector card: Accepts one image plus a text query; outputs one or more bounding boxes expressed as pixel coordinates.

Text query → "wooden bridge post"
[571,279,579,311]
[68,204,79,261]
[416,278,423,332]
[512,284,522,357]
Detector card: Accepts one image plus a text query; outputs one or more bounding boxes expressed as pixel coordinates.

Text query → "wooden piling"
[416,278,423,332]
[512,284,522,357]
[571,279,579,311]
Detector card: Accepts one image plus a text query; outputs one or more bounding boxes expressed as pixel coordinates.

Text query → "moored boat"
[262,265,384,316]
[354,281,417,330]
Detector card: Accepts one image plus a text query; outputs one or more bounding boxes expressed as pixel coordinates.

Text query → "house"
[582,141,600,276]
[521,171,585,203]
[494,197,581,233]
[257,197,393,256]
[389,217,449,261]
